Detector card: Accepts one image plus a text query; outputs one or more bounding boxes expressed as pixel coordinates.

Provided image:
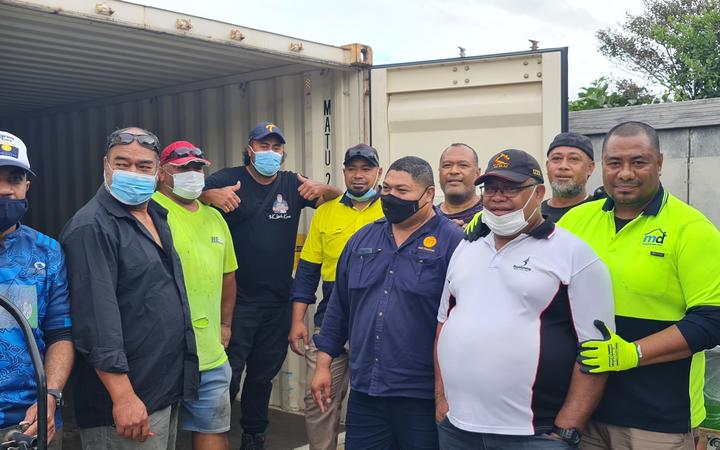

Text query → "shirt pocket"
[347,248,383,289]
[621,249,672,298]
[403,251,446,296]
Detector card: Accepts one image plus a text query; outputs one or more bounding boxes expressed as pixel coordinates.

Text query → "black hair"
[441,143,479,165]
[388,156,434,188]
[602,121,660,153]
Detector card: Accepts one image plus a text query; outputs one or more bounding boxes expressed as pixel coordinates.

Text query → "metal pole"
[0,294,47,450]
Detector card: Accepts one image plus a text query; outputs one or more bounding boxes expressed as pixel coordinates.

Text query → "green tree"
[570,77,658,111]
[597,0,720,101]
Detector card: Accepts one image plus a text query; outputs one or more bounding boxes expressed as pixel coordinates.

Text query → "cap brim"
[344,154,379,166]
[165,156,211,167]
[0,159,35,177]
[474,171,529,185]
[252,132,286,144]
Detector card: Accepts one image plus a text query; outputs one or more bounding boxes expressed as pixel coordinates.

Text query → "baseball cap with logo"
[343,144,379,167]
[160,141,211,167]
[475,149,544,185]
[248,121,286,144]
[0,131,35,176]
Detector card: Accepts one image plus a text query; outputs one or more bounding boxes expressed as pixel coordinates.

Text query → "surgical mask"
[0,198,28,233]
[169,170,205,200]
[250,148,282,176]
[481,186,537,236]
[104,166,157,206]
[346,171,380,202]
[380,187,429,224]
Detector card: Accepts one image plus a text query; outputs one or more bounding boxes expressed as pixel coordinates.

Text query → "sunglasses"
[107,132,161,153]
[162,146,204,163]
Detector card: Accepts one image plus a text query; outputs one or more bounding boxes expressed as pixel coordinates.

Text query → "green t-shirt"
[153,192,238,371]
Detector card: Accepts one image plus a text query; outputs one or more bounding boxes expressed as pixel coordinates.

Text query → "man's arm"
[95,370,150,442]
[220,272,236,348]
[434,323,448,423]
[296,174,342,207]
[310,351,334,413]
[554,364,607,430]
[199,182,242,213]
[22,339,74,442]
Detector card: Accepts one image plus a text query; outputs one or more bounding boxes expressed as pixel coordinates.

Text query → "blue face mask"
[251,149,282,176]
[346,187,378,202]
[105,166,157,205]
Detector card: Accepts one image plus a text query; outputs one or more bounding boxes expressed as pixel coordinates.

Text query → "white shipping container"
[0,0,567,413]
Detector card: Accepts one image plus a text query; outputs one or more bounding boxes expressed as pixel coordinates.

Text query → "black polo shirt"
[205,167,315,305]
[60,187,199,428]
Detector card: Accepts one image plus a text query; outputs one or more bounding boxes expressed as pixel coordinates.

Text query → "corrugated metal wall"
[0,66,367,413]
[569,99,720,226]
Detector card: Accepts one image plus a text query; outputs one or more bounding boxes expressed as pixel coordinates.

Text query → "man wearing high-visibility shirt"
[289,144,384,450]
[559,121,720,450]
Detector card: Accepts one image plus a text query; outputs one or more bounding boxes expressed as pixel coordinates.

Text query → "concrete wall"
[569,98,720,226]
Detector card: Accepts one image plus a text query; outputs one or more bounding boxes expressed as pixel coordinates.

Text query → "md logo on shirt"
[642,228,667,246]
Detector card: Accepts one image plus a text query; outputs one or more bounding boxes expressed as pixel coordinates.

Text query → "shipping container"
[0,0,567,413]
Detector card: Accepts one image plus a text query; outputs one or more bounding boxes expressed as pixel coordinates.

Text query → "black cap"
[547,132,594,160]
[475,149,544,185]
[343,144,379,167]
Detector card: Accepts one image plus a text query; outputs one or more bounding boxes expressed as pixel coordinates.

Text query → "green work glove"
[464,211,483,242]
[578,320,640,374]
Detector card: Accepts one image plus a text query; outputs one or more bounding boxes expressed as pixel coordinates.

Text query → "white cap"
[0,131,34,176]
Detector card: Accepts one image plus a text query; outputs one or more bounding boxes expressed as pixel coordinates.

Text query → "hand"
[310,366,333,413]
[297,174,327,202]
[578,320,639,373]
[21,396,57,443]
[288,320,309,356]
[204,182,242,213]
[435,395,448,423]
[112,392,151,442]
[221,324,231,348]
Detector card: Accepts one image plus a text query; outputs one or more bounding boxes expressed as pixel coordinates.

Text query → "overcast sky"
[136,0,648,98]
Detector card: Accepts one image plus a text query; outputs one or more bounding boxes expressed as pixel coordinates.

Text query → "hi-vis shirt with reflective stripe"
[559,187,720,433]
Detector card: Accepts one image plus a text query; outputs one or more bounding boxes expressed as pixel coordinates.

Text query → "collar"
[96,185,168,219]
[465,214,555,241]
[601,184,665,216]
[339,191,380,208]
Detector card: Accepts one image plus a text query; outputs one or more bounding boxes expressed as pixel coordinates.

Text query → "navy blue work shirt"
[314,209,463,399]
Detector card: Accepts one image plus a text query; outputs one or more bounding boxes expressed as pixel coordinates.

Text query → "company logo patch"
[512,257,531,272]
[642,228,667,246]
[532,168,542,178]
[0,143,19,158]
[422,236,437,248]
[265,123,277,133]
[211,236,224,245]
[493,152,510,169]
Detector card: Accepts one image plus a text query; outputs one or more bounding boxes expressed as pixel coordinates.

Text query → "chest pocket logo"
[269,194,292,220]
[642,228,667,246]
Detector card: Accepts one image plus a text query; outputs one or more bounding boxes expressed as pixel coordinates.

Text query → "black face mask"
[0,198,28,233]
[380,187,429,224]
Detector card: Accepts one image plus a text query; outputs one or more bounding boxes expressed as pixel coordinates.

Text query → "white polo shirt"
[437,219,615,435]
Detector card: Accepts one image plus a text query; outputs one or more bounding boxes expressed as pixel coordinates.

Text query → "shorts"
[181,360,232,434]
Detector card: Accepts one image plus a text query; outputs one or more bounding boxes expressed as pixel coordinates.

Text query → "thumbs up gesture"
[202,181,242,213]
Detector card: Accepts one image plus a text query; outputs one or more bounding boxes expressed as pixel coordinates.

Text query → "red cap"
[160,141,211,166]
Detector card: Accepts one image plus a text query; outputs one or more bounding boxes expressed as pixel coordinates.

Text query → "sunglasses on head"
[107,132,161,153]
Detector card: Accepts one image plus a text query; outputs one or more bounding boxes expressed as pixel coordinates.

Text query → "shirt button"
[376,335,380,340]
[389,270,394,274]
[383,290,388,294]
[379,312,383,317]
[375,358,379,362]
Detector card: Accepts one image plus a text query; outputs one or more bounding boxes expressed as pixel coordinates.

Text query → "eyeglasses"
[166,147,203,159]
[107,132,161,153]
[482,183,538,197]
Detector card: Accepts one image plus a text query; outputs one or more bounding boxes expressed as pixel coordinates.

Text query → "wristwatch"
[552,425,581,445]
[47,389,64,408]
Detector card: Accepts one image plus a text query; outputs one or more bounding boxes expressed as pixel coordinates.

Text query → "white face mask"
[481,186,538,236]
[170,170,205,200]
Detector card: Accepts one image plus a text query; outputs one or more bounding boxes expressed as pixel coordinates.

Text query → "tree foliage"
[597,0,720,101]
[570,77,659,111]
